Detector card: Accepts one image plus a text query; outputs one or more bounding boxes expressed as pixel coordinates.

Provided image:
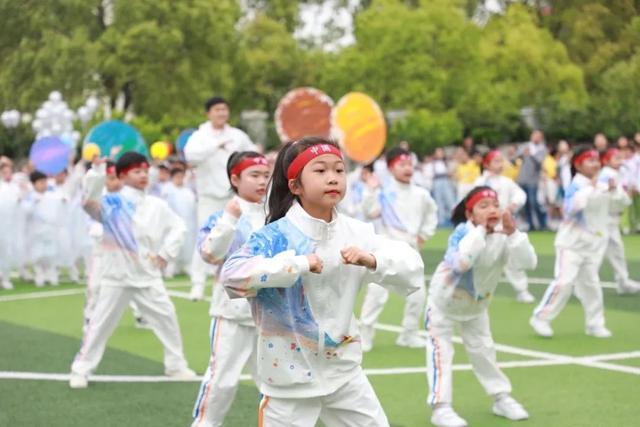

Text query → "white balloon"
[86,96,99,110]
[63,110,75,121]
[35,109,47,119]
[22,113,32,124]
[71,130,81,142]
[40,129,52,137]
[49,91,63,102]
[32,119,43,131]
[51,122,63,134]
[43,101,53,110]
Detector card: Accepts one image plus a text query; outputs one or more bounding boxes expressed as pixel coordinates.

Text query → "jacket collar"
[285,201,338,241]
[121,185,146,203]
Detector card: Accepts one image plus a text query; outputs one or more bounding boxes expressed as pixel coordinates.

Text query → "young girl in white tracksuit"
[474,150,534,304]
[23,171,65,287]
[191,151,270,427]
[598,148,639,294]
[530,146,629,339]
[360,147,438,350]
[220,137,424,427]
[426,186,536,427]
[69,152,195,388]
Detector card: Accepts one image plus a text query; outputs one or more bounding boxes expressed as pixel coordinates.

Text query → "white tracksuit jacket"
[220,202,424,398]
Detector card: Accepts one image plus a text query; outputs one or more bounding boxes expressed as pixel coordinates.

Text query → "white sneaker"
[586,326,612,338]
[431,406,467,427]
[189,283,205,301]
[360,324,375,352]
[617,280,640,295]
[69,373,88,389]
[492,394,529,421]
[529,316,553,338]
[396,330,427,348]
[165,367,197,380]
[1,278,13,290]
[516,290,535,304]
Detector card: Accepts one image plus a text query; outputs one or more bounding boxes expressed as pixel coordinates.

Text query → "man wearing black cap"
[184,96,256,300]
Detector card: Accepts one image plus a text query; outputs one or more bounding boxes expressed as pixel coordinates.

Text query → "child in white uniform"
[191,152,269,427]
[474,150,534,303]
[0,162,20,289]
[220,137,424,427]
[530,147,628,338]
[427,186,536,427]
[69,152,195,388]
[360,147,438,350]
[598,148,639,294]
[163,165,198,279]
[23,171,65,287]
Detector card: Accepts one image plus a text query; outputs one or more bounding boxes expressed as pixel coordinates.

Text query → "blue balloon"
[29,136,71,176]
[176,128,196,157]
[83,120,148,160]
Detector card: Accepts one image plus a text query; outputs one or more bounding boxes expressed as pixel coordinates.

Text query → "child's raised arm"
[82,162,106,221]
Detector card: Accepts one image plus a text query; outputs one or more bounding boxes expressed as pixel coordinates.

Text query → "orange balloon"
[332,92,386,164]
[275,87,334,143]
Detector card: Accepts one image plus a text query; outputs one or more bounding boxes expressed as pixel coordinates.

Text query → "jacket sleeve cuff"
[293,255,310,273]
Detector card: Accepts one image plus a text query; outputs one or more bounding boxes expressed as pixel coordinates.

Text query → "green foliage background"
[2,0,640,156]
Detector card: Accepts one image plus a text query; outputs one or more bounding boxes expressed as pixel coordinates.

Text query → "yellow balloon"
[332,92,387,164]
[150,141,170,160]
[82,143,101,162]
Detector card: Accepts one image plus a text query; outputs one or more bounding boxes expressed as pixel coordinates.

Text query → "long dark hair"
[226,151,264,193]
[450,185,494,226]
[266,136,341,224]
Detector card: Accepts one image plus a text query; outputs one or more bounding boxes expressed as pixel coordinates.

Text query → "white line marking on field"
[0,288,85,302]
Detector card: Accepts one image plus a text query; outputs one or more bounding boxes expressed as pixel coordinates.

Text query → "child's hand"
[152,255,168,270]
[225,198,242,218]
[340,247,377,270]
[501,210,516,235]
[417,236,425,248]
[307,254,323,274]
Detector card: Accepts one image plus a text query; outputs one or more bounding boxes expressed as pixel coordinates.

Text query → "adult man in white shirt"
[184,96,257,300]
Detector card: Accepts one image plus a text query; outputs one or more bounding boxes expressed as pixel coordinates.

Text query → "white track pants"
[533,247,606,330]
[71,285,189,376]
[192,318,258,427]
[503,265,529,293]
[425,305,511,406]
[258,370,389,427]
[190,196,229,287]
[360,283,426,333]
[604,225,633,290]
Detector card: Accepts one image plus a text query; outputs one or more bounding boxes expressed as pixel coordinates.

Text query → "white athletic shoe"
[396,330,427,348]
[430,405,467,427]
[189,283,205,301]
[516,290,535,304]
[165,367,197,380]
[69,373,88,389]
[1,278,13,290]
[586,326,612,338]
[360,324,375,352]
[529,316,553,338]
[617,280,640,295]
[492,394,529,421]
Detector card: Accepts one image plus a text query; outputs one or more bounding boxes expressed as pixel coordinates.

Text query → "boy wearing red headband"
[220,137,424,427]
[474,150,534,303]
[598,149,639,294]
[191,151,269,427]
[427,186,536,427]
[69,152,195,388]
[531,146,629,338]
[359,146,438,350]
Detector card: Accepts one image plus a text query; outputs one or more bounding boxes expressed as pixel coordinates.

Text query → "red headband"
[387,153,412,169]
[230,156,268,176]
[572,149,599,167]
[601,148,619,165]
[465,189,498,211]
[119,162,149,176]
[286,144,343,180]
[483,150,501,167]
